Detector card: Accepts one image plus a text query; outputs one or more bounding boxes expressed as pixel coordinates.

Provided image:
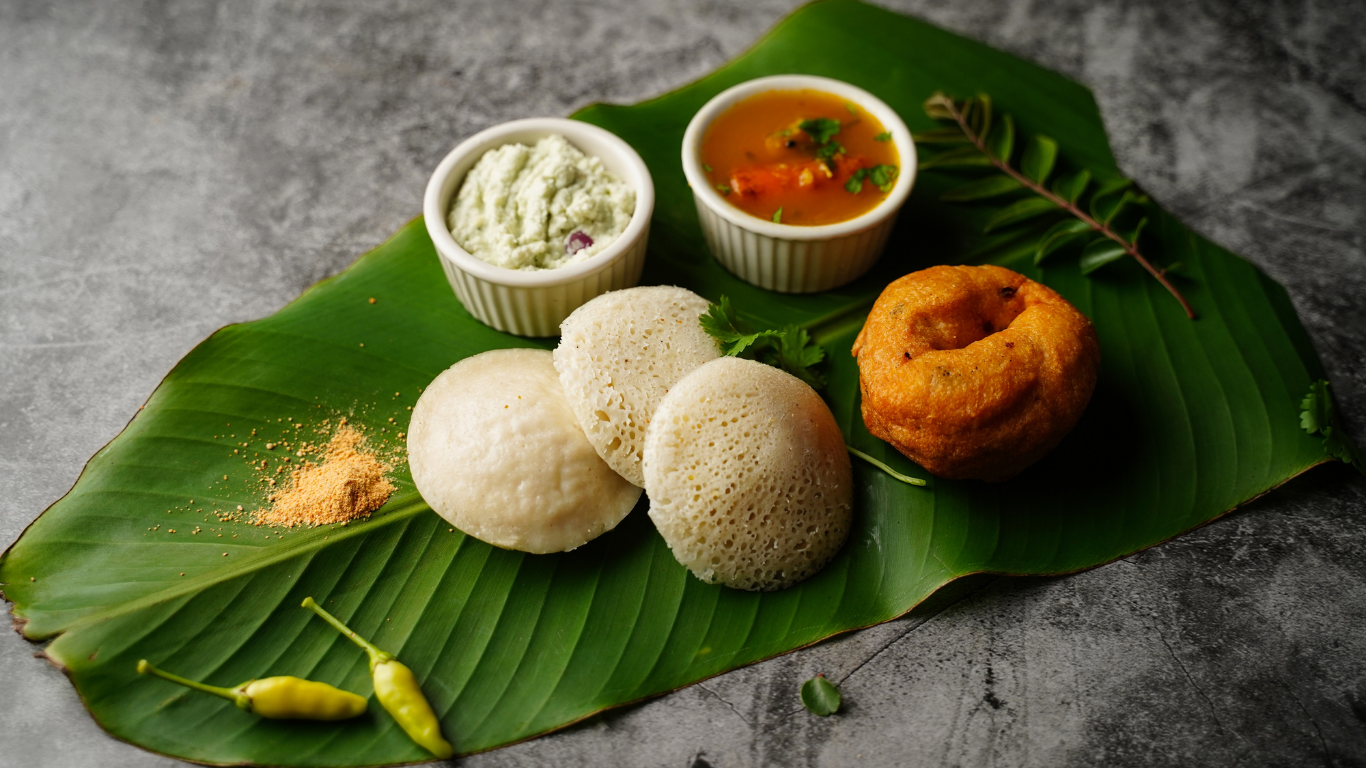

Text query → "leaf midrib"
[37,493,430,646]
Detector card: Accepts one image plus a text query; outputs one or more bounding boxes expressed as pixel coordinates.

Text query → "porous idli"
[554,286,721,487]
[408,348,642,554]
[643,357,853,591]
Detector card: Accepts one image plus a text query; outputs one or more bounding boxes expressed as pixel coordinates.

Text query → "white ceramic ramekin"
[681,75,916,293]
[424,118,654,337]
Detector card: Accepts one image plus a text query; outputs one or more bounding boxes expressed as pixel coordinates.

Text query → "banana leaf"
[0,0,1333,764]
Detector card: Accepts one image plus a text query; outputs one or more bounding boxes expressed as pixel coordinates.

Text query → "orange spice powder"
[254,424,394,528]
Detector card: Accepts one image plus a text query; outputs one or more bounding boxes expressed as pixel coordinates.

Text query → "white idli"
[554,286,721,487]
[408,348,642,554]
[643,357,853,591]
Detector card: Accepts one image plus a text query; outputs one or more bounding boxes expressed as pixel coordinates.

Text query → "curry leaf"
[923,92,956,120]
[801,675,842,717]
[988,113,1015,163]
[912,128,968,144]
[1088,179,1133,222]
[1022,135,1058,184]
[919,146,993,169]
[941,176,1024,202]
[984,196,1059,232]
[1035,219,1095,265]
[1127,217,1150,247]
[973,93,993,140]
[1092,190,1135,227]
[1052,170,1091,204]
[1079,237,1129,274]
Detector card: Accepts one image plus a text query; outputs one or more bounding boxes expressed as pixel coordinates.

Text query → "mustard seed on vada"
[852,264,1099,482]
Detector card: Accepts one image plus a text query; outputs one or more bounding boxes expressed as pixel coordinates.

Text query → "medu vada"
[852,264,1100,482]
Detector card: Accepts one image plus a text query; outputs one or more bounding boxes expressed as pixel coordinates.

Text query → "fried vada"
[852,264,1099,481]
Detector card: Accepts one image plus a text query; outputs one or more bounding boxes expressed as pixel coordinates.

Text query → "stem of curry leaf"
[940,98,1197,320]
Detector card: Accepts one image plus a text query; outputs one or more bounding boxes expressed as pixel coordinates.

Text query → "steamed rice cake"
[407,348,641,553]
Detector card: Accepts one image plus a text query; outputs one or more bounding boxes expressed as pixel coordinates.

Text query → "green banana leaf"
[0,1,1333,764]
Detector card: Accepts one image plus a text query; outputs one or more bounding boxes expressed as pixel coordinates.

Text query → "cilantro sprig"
[1300,379,1365,474]
[699,295,826,391]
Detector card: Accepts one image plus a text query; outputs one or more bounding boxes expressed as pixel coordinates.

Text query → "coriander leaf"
[845,102,859,115]
[799,117,840,145]
[759,326,826,391]
[716,183,731,196]
[772,207,783,223]
[801,674,841,716]
[874,131,892,142]
[702,163,713,173]
[1300,379,1366,474]
[869,164,898,192]
[699,296,828,391]
[698,295,751,344]
[845,168,867,194]
[698,296,769,358]
[815,141,845,161]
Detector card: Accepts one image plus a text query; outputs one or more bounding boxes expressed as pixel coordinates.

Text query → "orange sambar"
[700,89,899,226]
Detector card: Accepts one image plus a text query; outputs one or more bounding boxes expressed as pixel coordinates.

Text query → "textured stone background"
[2,0,1364,766]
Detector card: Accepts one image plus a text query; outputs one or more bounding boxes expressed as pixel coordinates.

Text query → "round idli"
[643,357,853,591]
[408,348,642,554]
[554,286,721,487]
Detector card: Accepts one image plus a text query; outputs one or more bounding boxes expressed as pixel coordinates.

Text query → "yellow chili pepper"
[302,597,454,759]
[136,660,366,720]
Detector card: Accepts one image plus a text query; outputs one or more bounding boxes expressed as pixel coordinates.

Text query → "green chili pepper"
[136,659,367,720]
[302,597,454,759]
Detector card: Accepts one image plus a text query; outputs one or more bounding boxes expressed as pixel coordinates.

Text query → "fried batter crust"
[852,264,1100,482]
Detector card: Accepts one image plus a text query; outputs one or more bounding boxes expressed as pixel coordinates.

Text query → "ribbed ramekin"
[424,118,654,337]
[681,75,915,294]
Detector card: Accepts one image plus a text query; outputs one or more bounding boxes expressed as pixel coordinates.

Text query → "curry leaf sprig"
[1300,380,1365,474]
[700,295,826,391]
[917,92,1197,320]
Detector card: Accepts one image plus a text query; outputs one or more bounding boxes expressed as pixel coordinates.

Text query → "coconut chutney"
[448,134,635,270]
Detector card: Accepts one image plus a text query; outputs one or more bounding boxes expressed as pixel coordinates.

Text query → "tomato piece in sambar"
[700,89,899,226]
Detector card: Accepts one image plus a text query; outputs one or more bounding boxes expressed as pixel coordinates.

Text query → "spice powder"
[254,425,394,528]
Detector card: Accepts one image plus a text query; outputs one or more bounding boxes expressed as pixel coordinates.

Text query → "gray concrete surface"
[2,0,1364,765]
